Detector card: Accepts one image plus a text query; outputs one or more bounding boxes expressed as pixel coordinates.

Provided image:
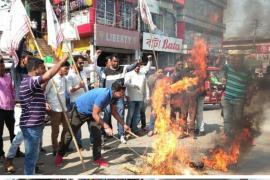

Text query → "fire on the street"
[137,38,254,175]
[139,38,207,175]
[202,128,251,172]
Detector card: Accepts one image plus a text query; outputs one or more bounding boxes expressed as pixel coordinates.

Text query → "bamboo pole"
[127,131,140,138]
[26,20,86,170]
[149,32,159,70]
[112,135,144,158]
[62,40,87,92]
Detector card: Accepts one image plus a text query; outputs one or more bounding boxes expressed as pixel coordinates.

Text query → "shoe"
[194,129,200,136]
[120,136,127,144]
[15,150,25,158]
[40,147,46,153]
[4,159,15,173]
[36,160,44,166]
[147,130,154,137]
[35,166,44,174]
[94,159,109,167]
[0,155,5,163]
[134,130,144,137]
[141,127,148,132]
[125,133,131,139]
[55,154,63,167]
[53,151,57,157]
[198,131,206,136]
[78,145,84,151]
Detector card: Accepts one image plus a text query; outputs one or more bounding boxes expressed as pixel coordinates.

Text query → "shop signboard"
[142,32,182,53]
[95,24,140,50]
[256,44,270,54]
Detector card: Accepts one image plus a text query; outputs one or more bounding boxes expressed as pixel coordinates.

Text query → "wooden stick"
[26,19,86,170]
[127,131,140,138]
[149,29,159,70]
[62,40,87,92]
[112,135,144,158]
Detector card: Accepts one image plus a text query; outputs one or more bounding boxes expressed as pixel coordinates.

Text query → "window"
[119,0,136,30]
[141,13,163,33]
[164,12,176,37]
[96,0,115,25]
[153,14,163,31]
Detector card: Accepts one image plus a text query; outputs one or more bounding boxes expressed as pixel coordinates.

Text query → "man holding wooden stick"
[55,79,131,167]
[19,54,69,175]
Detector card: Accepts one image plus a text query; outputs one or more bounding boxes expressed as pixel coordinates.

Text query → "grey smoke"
[224,0,270,41]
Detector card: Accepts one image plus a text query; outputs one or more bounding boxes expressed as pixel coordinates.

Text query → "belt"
[72,105,90,122]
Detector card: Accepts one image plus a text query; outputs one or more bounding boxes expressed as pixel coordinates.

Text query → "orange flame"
[140,38,207,175]
[202,128,251,172]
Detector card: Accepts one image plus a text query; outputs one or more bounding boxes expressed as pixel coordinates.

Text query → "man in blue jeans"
[125,64,149,135]
[19,55,69,175]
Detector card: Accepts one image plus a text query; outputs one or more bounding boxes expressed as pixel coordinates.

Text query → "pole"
[137,2,159,69]
[253,19,258,55]
[63,0,87,92]
[26,19,86,170]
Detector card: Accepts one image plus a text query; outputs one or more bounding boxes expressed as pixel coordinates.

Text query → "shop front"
[94,24,140,66]
[142,32,183,68]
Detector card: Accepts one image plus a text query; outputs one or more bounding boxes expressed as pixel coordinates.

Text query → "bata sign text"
[142,33,182,53]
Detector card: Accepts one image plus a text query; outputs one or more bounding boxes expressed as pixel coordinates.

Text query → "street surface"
[1,105,270,175]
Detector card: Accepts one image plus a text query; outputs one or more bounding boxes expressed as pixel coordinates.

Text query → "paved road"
[0,104,269,175]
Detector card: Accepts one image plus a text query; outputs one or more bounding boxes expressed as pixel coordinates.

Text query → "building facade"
[177,0,227,55]
[57,0,184,67]
[140,0,184,68]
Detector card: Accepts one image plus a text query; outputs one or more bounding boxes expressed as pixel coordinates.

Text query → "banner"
[139,0,156,32]
[46,0,64,49]
[61,22,80,41]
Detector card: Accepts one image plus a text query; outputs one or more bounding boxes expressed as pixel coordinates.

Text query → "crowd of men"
[0,49,252,175]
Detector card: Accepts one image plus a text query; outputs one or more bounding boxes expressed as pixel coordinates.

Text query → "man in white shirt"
[68,55,88,103]
[66,55,88,148]
[45,62,70,156]
[125,64,150,135]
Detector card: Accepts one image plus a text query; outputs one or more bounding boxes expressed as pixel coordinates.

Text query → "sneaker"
[4,159,15,173]
[55,154,63,167]
[135,130,144,137]
[15,151,25,158]
[35,166,44,174]
[94,159,109,167]
[40,147,46,153]
[0,155,5,163]
[198,131,206,136]
[53,151,57,157]
[120,136,127,144]
[78,145,84,151]
[36,160,44,166]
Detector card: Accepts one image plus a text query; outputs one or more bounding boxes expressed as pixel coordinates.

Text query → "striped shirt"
[19,76,46,127]
[223,64,250,100]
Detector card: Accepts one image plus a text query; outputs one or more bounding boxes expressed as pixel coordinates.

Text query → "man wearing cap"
[55,80,131,167]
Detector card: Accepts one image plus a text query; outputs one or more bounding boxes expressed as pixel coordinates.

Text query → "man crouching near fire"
[55,79,131,167]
